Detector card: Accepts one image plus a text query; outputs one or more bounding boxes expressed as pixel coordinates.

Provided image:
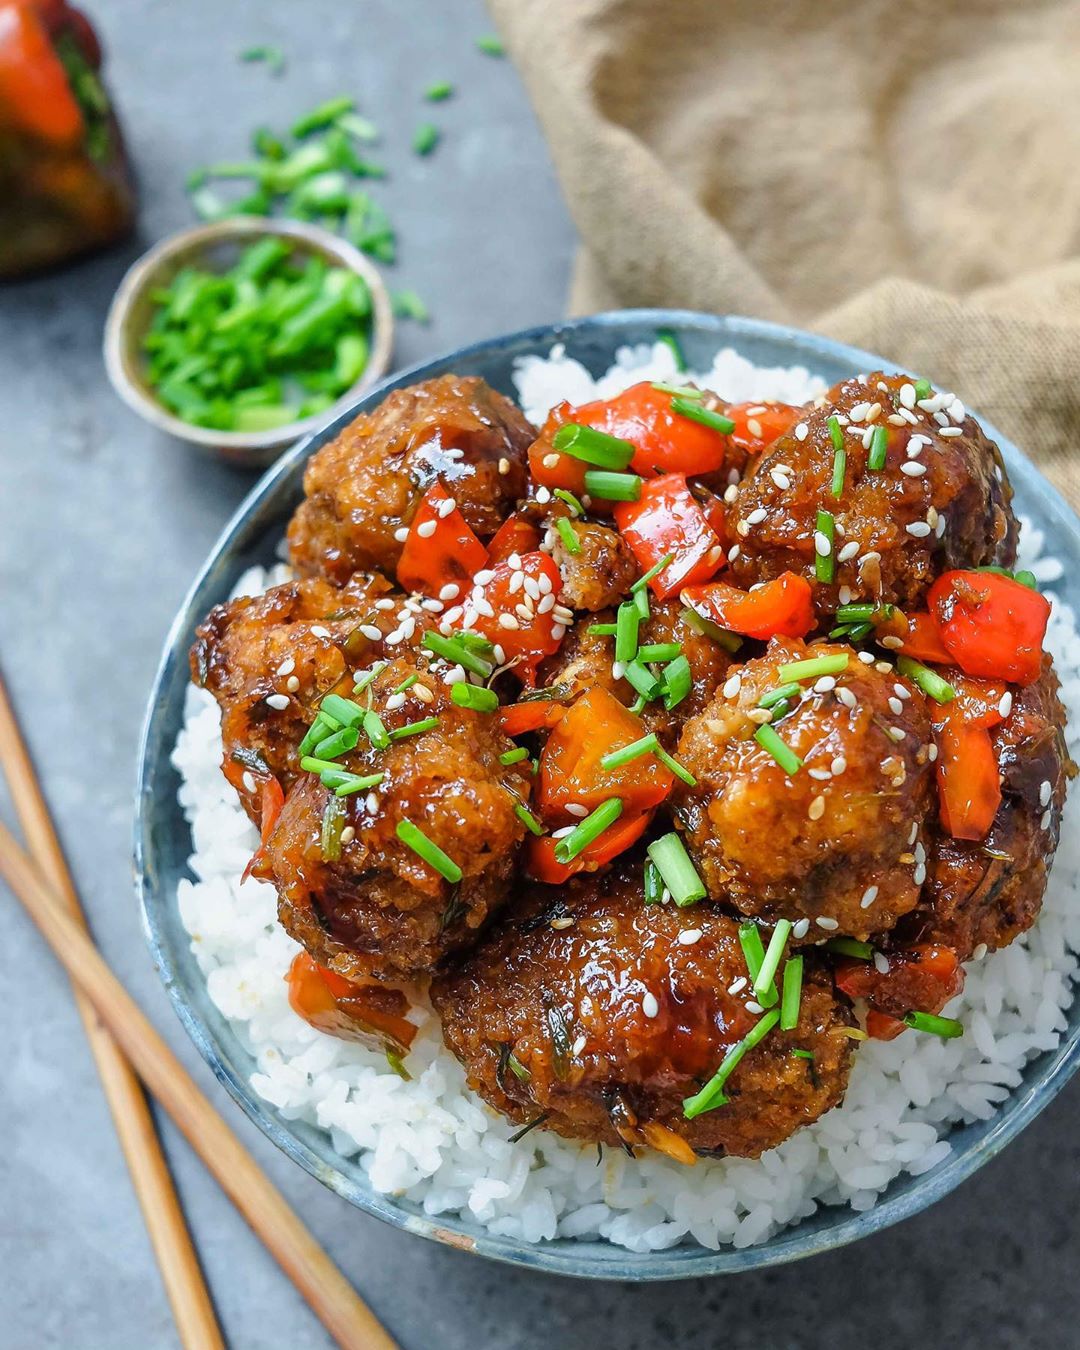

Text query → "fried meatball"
[287,375,534,582]
[432,859,855,1158]
[254,657,530,980]
[191,571,405,821]
[728,373,1017,615]
[675,638,935,939]
[538,598,733,745]
[548,517,638,612]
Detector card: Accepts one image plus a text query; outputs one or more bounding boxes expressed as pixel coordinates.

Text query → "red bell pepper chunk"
[837,945,964,1036]
[725,402,801,456]
[526,809,653,884]
[285,951,417,1050]
[928,570,1050,686]
[469,551,565,681]
[934,702,1001,840]
[498,698,570,737]
[562,381,731,477]
[396,483,488,597]
[527,403,590,495]
[682,571,815,640]
[948,673,1008,731]
[537,687,673,818]
[877,610,953,665]
[0,2,85,146]
[486,513,541,564]
[613,473,725,599]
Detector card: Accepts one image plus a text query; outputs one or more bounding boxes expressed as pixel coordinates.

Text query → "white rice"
[170,342,1080,1253]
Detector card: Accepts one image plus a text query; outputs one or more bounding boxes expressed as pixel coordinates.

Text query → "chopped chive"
[500,747,529,766]
[395,819,462,883]
[337,112,379,142]
[646,832,706,907]
[456,630,496,654]
[780,956,804,1031]
[451,683,499,713]
[656,328,687,371]
[552,423,635,470]
[555,516,582,555]
[352,662,387,695]
[240,44,285,74]
[754,723,803,774]
[425,80,454,101]
[313,726,360,760]
[867,424,888,471]
[754,920,792,1001]
[897,655,956,704]
[681,608,744,654]
[362,708,390,749]
[825,937,874,960]
[629,694,648,715]
[615,601,641,665]
[583,469,642,502]
[392,290,429,322]
[638,642,681,663]
[553,798,624,863]
[913,378,933,400]
[388,716,440,740]
[1015,569,1037,590]
[835,603,876,623]
[738,922,770,994]
[320,796,346,861]
[829,416,846,498]
[385,1049,411,1080]
[632,553,676,592]
[298,714,335,758]
[778,653,849,683]
[601,733,658,771]
[587,622,618,636]
[331,772,385,797]
[655,744,697,787]
[661,654,692,711]
[643,858,663,905]
[632,584,650,621]
[904,1010,963,1039]
[476,34,504,55]
[291,96,355,138]
[683,1009,780,1119]
[300,755,352,775]
[815,508,836,583]
[552,489,585,518]
[651,383,701,398]
[507,1052,530,1082]
[766,697,793,722]
[622,660,661,701]
[845,621,873,641]
[514,804,545,836]
[392,673,419,695]
[413,122,440,155]
[422,630,493,678]
[792,1047,814,1060]
[670,397,735,434]
[759,680,802,709]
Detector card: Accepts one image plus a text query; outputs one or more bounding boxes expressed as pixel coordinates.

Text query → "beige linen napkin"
[489,0,1080,508]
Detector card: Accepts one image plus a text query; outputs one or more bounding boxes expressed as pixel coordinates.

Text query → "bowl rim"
[103,216,395,454]
[135,308,1080,1280]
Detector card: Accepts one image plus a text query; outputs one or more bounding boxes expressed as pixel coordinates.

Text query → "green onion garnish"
[553,798,624,864]
[451,683,499,713]
[835,602,886,624]
[681,608,743,654]
[553,488,585,516]
[646,833,706,907]
[754,920,792,1002]
[754,724,803,774]
[392,290,429,322]
[632,553,675,592]
[422,631,493,678]
[331,771,385,797]
[552,422,635,469]
[904,1010,963,1039]
[413,122,439,155]
[600,733,658,771]
[500,747,529,766]
[637,642,681,662]
[240,45,286,74]
[514,804,545,836]
[670,397,735,434]
[392,673,419,695]
[867,424,888,471]
[622,661,662,701]
[388,716,440,740]
[643,858,663,905]
[780,956,804,1030]
[655,745,697,787]
[395,819,462,882]
[456,630,496,654]
[587,623,618,636]
[829,416,846,498]
[584,470,642,500]
[792,1047,814,1060]
[313,726,360,760]
[913,378,932,400]
[1015,569,1037,590]
[896,655,956,704]
[758,681,802,709]
[661,654,692,711]
[476,33,505,55]
[317,693,367,728]
[352,662,387,695]
[656,328,687,371]
[291,96,355,138]
[738,922,771,996]
[362,708,390,749]
[298,714,335,758]
[651,382,702,398]
[815,509,836,583]
[615,602,641,665]
[825,937,874,960]
[632,584,650,621]
[778,653,849,683]
[555,517,582,555]
[683,1009,780,1119]
[425,80,454,100]
[320,796,346,861]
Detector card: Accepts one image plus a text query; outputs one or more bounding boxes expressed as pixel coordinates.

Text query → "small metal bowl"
[104,216,394,467]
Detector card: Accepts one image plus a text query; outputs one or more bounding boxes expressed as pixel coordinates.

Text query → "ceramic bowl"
[135,311,1080,1278]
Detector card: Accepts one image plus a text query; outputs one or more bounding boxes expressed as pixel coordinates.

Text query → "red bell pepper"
[682,571,815,640]
[537,687,673,818]
[469,550,565,681]
[486,513,541,564]
[837,945,964,1035]
[528,402,589,495]
[934,702,1001,840]
[498,697,570,737]
[613,473,725,599]
[0,1,83,145]
[878,610,953,665]
[526,809,652,884]
[286,951,417,1050]
[725,402,801,456]
[928,570,1050,686]
[948,673,1008,730]
[396,482,488,597]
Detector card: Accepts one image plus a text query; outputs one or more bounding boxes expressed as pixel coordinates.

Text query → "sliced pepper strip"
[934,702,1001,840]
[286,951,417,1050]
[682,571,815,640]
[928,570,1050,686]
[613,473,724,599]
[486,513,541,564]
[468,550,565,683]
[526,809,652,883]
[396,482,487,597]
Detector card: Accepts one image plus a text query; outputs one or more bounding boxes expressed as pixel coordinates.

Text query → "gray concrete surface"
[0,2,1075,1346]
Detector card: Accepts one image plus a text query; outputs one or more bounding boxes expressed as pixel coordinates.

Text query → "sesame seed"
[901,462,927,477]
[814,531,832,557]
[815,916,839,931]
[439,583,460,602]
[394,526,410,543]
[914,842,926,864]
[413,684,434,704]
[860,885,879,908]
[808,795,826,820]
[551,825,575,839]
[723,673,742,699]
[858,651,875,665]
[771,469,791,490]
[642,992,659,1019]
[887,414,906,427]
[838,585,853,605]
[899,383,917,409]
[437,496,456,518]
[1040,779,1052,806]
[340,826,355,845]
[498,613,519,630]
[998,691,1013,719]
[873,952,891,974]
[612,660,626,680]
[265,693,290,711]
[359,624,382,641]
[888,726,906,741]
[935,514,947,538]
[795,423,809,441]
[928,743,939,762]
[908,822,919,844]
[537,593,556,614]
[838,541,860,563]
[286,675,300,693]
[939,426,963,437]
[737,519,751,538]
[792,918,811,939]
[535,486,552,504]
[837,686,857,709]
[565,804,589,818]
[1041,809,1052,831]
[550,916,575,930]
[894,683,911,701]
[814,675,837,693]
[542,453,560,468]
[888,697,904,716]
[444,665,466,685]
[572,1034,587,1055]
[745,1000,764,1015]
[808,767,832,781]
[747,507,767,525]
[365,791,379,813]
[679,929,703,946]
[831,756,847,775]
[906,521,932,538]
[972,943,988,961]
[728,545,741,562]
[375,598,396,611]
[913,863,927,885]
[724,483,739,503]
[748,707,773,725]
[498,457,511,475]
[386,693,406,711]
[276,657,296,677]
[416,519,437,539]
[242,771,257,794]
[508,570,524,594]
[551,624,567,640]
[309,625,330,639]
[875,661,892,674]
[880,634,904,650]
[728,976,748,995]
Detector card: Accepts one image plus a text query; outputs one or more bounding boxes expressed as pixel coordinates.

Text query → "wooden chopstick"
[0,673,224,1350]
[0,823,400,1350]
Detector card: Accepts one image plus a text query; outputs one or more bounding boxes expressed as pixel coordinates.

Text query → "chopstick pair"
[0,672,398,1350]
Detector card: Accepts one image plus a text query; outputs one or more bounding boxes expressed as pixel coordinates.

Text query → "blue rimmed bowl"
[135,311,1080,1279]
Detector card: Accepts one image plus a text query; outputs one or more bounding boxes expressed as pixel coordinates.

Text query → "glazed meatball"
[675,638,935,940]
[191,571,406,821]
[548,517,638,612]
[538,598,733,744]
[254,656,530,980]
[432,859,855,1159]
[288,375,534,582]
[728,372,1017,615]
